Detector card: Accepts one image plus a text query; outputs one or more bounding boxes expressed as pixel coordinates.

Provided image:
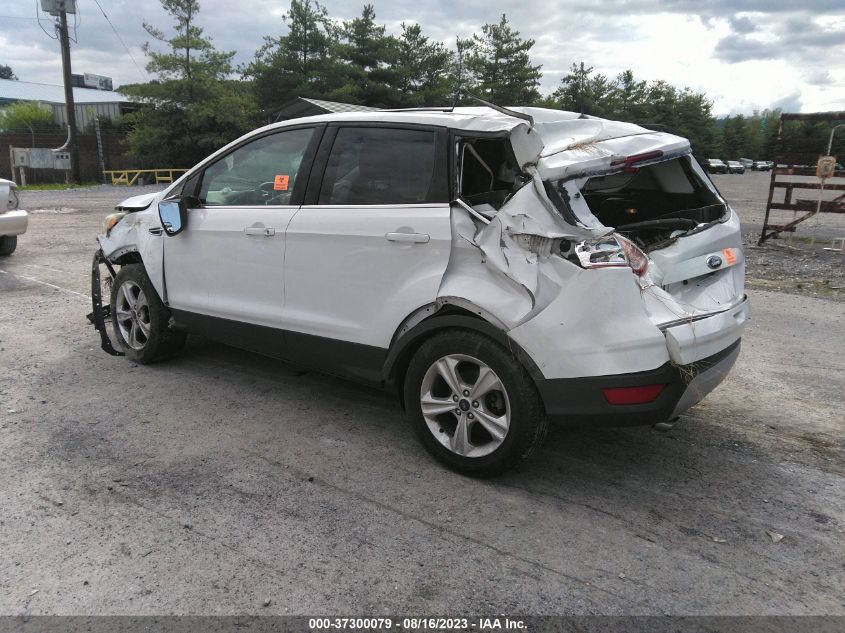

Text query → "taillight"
[614,233,649,276]
[602,384,665,405]
[569,233,649,277]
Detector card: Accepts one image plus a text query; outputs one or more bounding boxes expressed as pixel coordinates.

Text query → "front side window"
[319,127,439,205]
[199,128,315,206]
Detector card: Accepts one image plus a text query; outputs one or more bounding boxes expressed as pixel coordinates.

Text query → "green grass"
[20,182,100,191]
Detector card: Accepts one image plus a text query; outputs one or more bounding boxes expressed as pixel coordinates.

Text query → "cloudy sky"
[1,0,843,115]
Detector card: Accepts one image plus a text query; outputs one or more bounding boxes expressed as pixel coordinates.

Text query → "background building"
[0,77,134,129]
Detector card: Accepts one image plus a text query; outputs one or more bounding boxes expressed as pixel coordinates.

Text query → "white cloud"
[0,0,842,115]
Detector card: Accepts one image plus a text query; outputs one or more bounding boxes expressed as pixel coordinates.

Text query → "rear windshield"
[547,155,728,247]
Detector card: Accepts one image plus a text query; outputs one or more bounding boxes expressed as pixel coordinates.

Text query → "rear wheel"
[404,330,547,476]
[0,235,17,256]
[110,264,186,363]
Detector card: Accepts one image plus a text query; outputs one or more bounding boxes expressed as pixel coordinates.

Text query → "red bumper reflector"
[602,384,666,405]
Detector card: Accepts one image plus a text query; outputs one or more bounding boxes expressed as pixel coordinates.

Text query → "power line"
[90,0,147,81]
[34,0,58,40]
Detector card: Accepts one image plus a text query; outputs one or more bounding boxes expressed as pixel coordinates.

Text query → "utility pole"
[57,5,81,183]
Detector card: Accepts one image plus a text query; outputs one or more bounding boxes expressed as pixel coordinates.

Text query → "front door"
[163,127,319,331]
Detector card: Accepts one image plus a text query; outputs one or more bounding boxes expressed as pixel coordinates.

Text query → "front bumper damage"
[85,249,124,357]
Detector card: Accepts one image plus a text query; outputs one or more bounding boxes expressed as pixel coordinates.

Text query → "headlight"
[102,212,127,235]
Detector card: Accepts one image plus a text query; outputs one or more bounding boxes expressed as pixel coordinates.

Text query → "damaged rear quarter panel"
[508,259,669,378]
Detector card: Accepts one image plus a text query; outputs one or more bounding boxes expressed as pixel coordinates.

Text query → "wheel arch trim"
[382,301,544,408]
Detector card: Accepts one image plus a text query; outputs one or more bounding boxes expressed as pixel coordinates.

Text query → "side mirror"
[158,198,187,236]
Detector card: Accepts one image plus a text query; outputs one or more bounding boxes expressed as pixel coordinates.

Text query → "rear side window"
[319,127,441,205]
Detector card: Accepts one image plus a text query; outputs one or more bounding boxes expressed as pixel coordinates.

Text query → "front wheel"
[110,264,186,363]
[404,330,548,477]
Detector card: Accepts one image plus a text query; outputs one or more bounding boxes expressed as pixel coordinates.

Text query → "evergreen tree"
[673,89,720,158]
[335,5,402,107]
[721,114,750,158]
[551,62,614,116]
[120,0,257,167]
[611,70,647,121]
[644,80,679,131]
[395,23,453,106]
[450,37,477,100]
[465,14,542,105]
[246,0,343,113]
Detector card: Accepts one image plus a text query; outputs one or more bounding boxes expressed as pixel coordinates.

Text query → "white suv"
[90,107,748,475]
[0,178,27,255]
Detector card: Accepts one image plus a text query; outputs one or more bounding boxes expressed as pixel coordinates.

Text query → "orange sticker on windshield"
[722,248,736,265]
[273,175,289,191]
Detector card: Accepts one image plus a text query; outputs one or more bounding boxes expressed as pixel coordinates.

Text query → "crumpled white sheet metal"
[434,109,699,328]
[471,168,607,298]
[438,154,619,327]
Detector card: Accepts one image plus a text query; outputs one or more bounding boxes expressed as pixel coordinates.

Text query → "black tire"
[110,264,186,363]
[0,235,17,256]
[404,329,548,477]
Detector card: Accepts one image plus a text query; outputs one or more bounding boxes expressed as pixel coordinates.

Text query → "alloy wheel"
[115,280,151,350]
[419,354,511,458]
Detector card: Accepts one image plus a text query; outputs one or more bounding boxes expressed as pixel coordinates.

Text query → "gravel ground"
[711,172,845,302]
[0,182,843,616]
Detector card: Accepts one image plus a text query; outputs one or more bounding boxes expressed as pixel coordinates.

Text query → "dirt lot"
[710,171,845,301]
[1,175,843,616]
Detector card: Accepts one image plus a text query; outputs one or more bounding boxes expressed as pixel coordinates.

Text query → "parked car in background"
[726,161,746,174]
[703,158,728,174]
[752,161,772,171]
[738,158,754,169]
[89,107,747,476]
[0,178,27,256]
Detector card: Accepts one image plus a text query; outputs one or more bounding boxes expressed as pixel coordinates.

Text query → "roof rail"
[384,96,535,128]
[466,94,534,128]
[382,107,455,112]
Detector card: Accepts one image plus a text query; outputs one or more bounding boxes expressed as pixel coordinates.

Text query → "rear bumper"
[536,339,740,427]
[0,210,28,236]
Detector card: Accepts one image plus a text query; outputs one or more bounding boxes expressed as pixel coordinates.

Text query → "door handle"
[385,232,430,244]
[244,226,276,236]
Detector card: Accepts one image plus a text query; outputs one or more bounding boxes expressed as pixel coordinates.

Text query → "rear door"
[282,124,452,373]
[164,126,320,329]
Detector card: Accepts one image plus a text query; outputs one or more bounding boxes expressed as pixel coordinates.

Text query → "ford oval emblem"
[706,255,723,269]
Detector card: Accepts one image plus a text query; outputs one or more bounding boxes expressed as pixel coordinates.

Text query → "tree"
[672,89,720,158]
[721,114,750,158]
[611,70,647,121]
[394,23,453,106]
[120,0,256,167]
[246,0,344,113]
[450,37,476,100]
[464,14,542,105]
[334,4,402,107]
[549,63,721,157]
[0,101,58,132]
[0,64,17,80]
[551,62,614,116]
